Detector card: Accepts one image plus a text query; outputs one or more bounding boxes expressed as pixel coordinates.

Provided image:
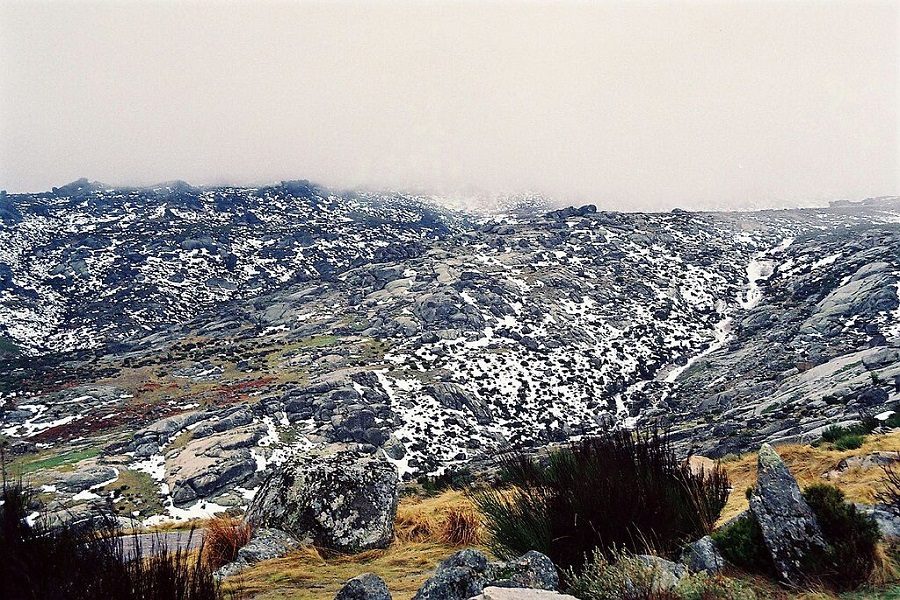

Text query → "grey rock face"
[748,444,827,585]
[55,465,118,493]
[634,555,687,592]
[679,536,725,573]
[216,527,301,579]
[335,573,392,600]
[490,551,559,591]
[164,425,263,505]
[856,504,900,540]
[246,447,399,552]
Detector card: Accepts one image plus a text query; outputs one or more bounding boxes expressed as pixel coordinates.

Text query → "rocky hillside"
[1,181,898,524]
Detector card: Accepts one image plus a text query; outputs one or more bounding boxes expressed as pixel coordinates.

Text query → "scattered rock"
[856,504,900,540]
[490,551,559,590]
[215,527,301,579]
[634,555,687,592]
[413,549,490,600]
[335,573,392,600]
[824,451,899,479]
[679,536,725,573]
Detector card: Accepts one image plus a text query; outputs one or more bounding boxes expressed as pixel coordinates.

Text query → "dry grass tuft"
[395,490,468,542]
[439,506,480,547]
[204,516,254,570]
[867,543,900,588]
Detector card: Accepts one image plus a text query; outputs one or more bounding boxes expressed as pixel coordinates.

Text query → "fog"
[1,1,898,211]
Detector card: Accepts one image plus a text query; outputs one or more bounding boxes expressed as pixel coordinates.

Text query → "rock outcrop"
[748,444,827,585]
[246,446,399,552]
[164,425,263,505]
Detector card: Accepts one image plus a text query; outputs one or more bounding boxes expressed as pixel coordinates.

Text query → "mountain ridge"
[1,180,898,523]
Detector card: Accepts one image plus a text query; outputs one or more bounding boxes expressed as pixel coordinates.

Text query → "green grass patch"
[103,469,163,518]
[841,585,900,599]
[297,335,339,349]
[12,447,101,475]
[834,433,865,451]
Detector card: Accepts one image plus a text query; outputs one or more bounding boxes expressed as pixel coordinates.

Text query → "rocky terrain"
[1,180,898,524]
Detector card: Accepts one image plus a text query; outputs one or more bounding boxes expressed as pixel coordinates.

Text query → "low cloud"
[1,1,897,211]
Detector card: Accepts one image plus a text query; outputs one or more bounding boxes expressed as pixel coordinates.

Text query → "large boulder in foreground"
[748,443,827,585]
[246,446,399,552]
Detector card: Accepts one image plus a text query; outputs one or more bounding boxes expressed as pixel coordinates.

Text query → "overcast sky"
[1,1,898,211]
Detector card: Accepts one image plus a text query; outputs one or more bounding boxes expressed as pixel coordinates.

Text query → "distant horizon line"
[2,176,898,215]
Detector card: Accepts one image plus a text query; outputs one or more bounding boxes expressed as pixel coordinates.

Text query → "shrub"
[566,549,756,600]
[833,433,865,451]
[473,427,730,572]
[565,548,677,600]
[673,573,757,600]
[439,506,480,546]
[0,477,233,600]
[203,517,254,570]
[418,466,475,496]
[710,515,772,574]
[802,483,880,590]
[820,416,878,447]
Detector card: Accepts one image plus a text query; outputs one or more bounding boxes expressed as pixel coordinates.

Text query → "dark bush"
[418,466,475,495]
[0,477,234,600]
[473,427,730,572]
[833,434,865,451]
[710,514,772,574]
[883,412,900,429]
[802,483,880,590]
[819,415,878,447]
[711,484,880,590]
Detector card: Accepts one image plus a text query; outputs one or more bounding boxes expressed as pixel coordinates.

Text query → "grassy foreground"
[229,491,487,600]
[230,434,900,600]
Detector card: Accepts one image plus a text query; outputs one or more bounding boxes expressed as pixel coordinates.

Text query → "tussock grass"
[204,517,254,570]
[439,506,480,547]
